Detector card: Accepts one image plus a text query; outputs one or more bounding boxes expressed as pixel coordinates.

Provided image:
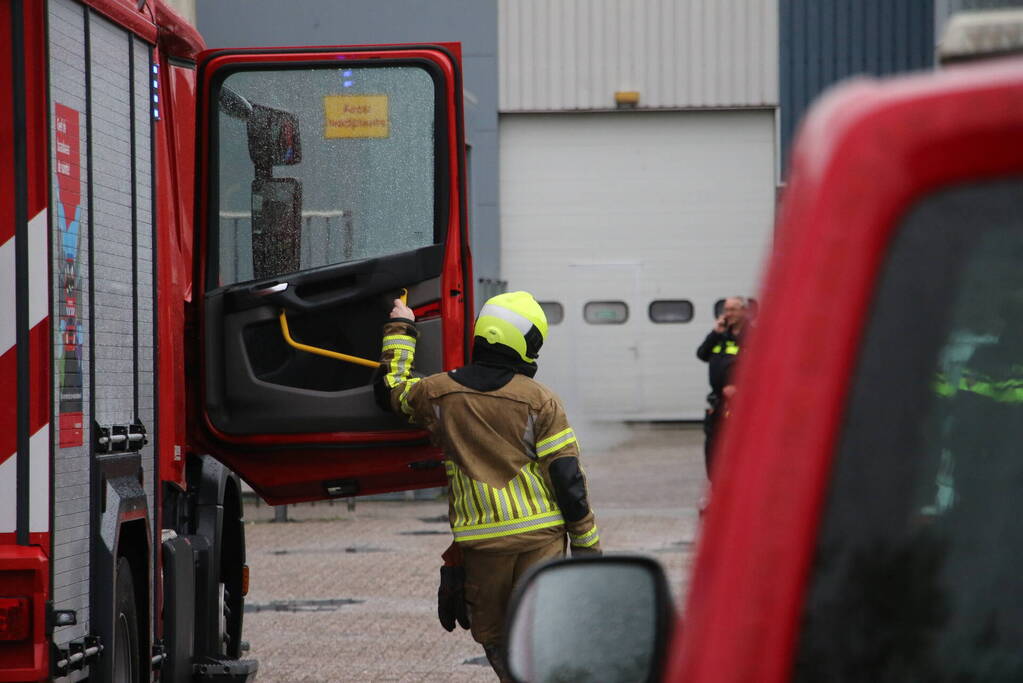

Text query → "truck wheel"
[112,556,141,683]
[220,505,245,658]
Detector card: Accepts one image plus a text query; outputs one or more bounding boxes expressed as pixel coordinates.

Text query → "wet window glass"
[584,301,628,325]
[539,301,564,325]
[214,65,436,285]
[794,180,1023,681]
[649,300,693,323]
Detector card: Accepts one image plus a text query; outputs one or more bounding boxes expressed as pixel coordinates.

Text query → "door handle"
[252,282,288,297]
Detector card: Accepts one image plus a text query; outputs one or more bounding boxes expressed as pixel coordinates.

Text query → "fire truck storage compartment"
[47,0,158,674]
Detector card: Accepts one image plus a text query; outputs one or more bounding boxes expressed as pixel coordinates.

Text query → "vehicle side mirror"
[251,177,302,280]
[247,104,301,177]
[505,555,674,683]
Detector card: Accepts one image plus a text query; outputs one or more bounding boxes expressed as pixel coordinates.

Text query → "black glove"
[438,565,470,632]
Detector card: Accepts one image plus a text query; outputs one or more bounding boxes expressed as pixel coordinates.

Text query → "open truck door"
[193,45,472,504]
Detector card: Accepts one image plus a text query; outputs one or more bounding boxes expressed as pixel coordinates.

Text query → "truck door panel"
[205,248,444,434]
[194,45,470,501]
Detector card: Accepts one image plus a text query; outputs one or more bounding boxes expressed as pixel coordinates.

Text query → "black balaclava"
[448,337,538,392]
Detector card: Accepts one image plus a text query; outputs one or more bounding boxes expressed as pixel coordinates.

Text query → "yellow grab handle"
[400,287,408,305]
[278,311,381,369]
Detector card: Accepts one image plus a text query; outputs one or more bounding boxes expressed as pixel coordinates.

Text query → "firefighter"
[376,291,602,681]
[696,295,749,479]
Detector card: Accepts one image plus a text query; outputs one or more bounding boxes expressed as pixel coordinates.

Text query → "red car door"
[672,56,1023,681]
[193,44,472,504]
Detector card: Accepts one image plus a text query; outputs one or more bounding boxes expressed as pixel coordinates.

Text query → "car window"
[794,179,1023,681]
[214,65,437,286]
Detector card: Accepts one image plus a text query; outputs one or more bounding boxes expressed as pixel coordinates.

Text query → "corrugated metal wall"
[780,0,935,171]
[499,0,779,111]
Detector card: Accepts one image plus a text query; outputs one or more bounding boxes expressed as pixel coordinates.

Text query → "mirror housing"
[247,104,302,177]
[505,555,674,683]
[251,177,302,280]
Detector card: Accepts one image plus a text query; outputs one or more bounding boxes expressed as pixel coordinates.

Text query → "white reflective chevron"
[478,302,534,334]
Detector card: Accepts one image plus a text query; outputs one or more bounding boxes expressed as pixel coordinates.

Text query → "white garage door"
[500,110,776,421]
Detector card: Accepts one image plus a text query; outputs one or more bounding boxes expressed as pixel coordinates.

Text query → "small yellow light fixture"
[614,91,640,108]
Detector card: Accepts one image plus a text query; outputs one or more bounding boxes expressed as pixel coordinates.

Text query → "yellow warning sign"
[323,95,390,139]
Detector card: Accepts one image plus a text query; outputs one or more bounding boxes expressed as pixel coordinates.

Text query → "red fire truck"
[502,12,1023,683]
[1,0,471,680]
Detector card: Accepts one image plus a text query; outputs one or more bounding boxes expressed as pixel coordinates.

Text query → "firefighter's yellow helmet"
[473,291,548,363]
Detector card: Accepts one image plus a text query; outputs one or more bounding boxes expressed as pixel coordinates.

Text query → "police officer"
[376,291,601,681]
[696,296,749,479]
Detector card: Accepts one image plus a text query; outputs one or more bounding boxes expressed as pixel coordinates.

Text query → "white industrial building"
[499,0,779,420]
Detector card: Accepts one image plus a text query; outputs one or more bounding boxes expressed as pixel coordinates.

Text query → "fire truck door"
[195,46,471,503]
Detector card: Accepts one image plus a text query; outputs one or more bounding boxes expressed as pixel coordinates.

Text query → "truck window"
[794,179,1023,680]
[213,65,437,286]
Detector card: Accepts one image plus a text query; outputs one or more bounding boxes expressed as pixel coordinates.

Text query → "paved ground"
[240,422,707,682]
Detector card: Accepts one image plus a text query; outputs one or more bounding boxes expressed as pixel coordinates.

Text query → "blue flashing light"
[343,70,353,77]
[343,81,354,88]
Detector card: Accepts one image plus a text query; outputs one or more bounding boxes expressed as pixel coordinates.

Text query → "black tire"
[220,504,245,659]
[112,556,141,683]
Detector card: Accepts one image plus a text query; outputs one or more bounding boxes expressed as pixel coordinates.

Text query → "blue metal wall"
[780,0,935,172]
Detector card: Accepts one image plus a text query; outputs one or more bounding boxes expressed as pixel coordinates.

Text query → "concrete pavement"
[240,422,706,682]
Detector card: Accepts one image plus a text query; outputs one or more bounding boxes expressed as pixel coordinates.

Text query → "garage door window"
[539,301,564,325]
[584,301,628,325]
[649,300,693,323]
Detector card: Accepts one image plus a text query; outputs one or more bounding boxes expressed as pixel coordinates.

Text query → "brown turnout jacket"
[379,320,601,554]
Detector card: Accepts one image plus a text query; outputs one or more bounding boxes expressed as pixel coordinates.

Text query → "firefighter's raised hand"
[390,298,415,322]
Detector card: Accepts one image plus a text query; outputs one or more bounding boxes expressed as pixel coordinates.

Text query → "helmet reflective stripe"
[479,302,535,336]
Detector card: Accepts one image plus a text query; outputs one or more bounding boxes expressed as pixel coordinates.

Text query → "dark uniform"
[696,327,743,477]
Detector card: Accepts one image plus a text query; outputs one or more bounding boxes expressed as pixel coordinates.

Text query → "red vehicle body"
[1,1,471,680]
[505,35,1023,683]
[671,53,1023,682]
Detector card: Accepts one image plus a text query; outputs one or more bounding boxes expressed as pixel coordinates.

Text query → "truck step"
[193,657,259,682]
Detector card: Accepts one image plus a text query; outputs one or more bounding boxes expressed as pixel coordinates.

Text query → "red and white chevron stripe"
[0,207,51,535]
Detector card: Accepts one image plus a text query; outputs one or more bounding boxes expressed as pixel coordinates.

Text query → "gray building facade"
[196,0,503,299]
